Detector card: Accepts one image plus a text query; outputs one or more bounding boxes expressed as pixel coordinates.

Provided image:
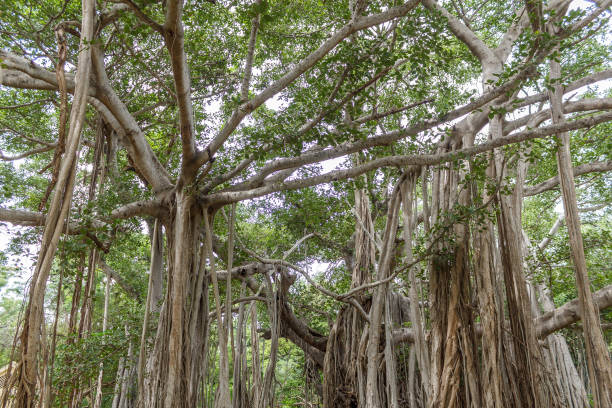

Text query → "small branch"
[120,0,164,34]
[0,145,55,161]
[0,98,53,110]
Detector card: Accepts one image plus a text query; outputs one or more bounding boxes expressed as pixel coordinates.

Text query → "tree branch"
[0,144,55,161]
[99,259,142,301]
[510,69,612,110]
[524,161,612,196]
[536,284,612,338]
[394,284,612,343]
[422,0,495,64]
[202,111,612,206]
[163,0,196,173]
[191,0,421,171]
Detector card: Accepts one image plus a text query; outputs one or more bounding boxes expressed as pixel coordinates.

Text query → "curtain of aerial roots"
[490,78,563,407]
[1,1,94,406]
[522,231,589,408]
[136,219,164,408]
[323,176,412,408]
[323,183,375,407]
[401,172,430,407]
[427,147,481,408]
[144,194,206,408]
[69,115,108,407]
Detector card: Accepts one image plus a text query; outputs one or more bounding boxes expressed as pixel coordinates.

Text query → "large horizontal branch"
[0,144,56,161]
[536,284,612,338]
[394,284,612,344]
[504,97,612,134]
[109,199,168,220]
[0,207,102,232]
[202,111,612,206]
[216,58,545,195]
[0,200,165,231]
[511,69,612,110]
[0,207,46,227]
[524,161,612,196]
[0,69,58,91]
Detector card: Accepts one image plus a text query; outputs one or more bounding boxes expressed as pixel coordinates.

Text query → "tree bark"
[549,51,612,408]
[13,0,95,405]
[137,219,163,407]
[401,175,430,402]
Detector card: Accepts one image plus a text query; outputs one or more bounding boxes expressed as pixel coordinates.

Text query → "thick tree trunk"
[145,192,206,408]
[549,54,612,407]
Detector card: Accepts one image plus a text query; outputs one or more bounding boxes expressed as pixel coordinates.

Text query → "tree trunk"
[365,187,401,408]
[145,192,206,408]
[137,219,163,407]
[13,1,95,405]
[401,175,430,403]
[549,51,612,408]
[93,269,112,408]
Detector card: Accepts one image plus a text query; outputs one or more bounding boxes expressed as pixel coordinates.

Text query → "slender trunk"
[71,247,99,407]
[232,280,248,408]
[407,347,417,408]
[93,270,111,408]
[205,209,231,408]
[258,272,280,408]
[384,291,399,408]
[41,266,63,408]
[250,300,262,406]
[111,357,125,408]
[225,204,236,407]
[118,329,134,408]
[401,175,430,402]
[13,1,94,404]
[137,219,163,407]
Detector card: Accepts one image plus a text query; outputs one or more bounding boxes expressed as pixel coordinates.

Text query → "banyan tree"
[0,0,611,407]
